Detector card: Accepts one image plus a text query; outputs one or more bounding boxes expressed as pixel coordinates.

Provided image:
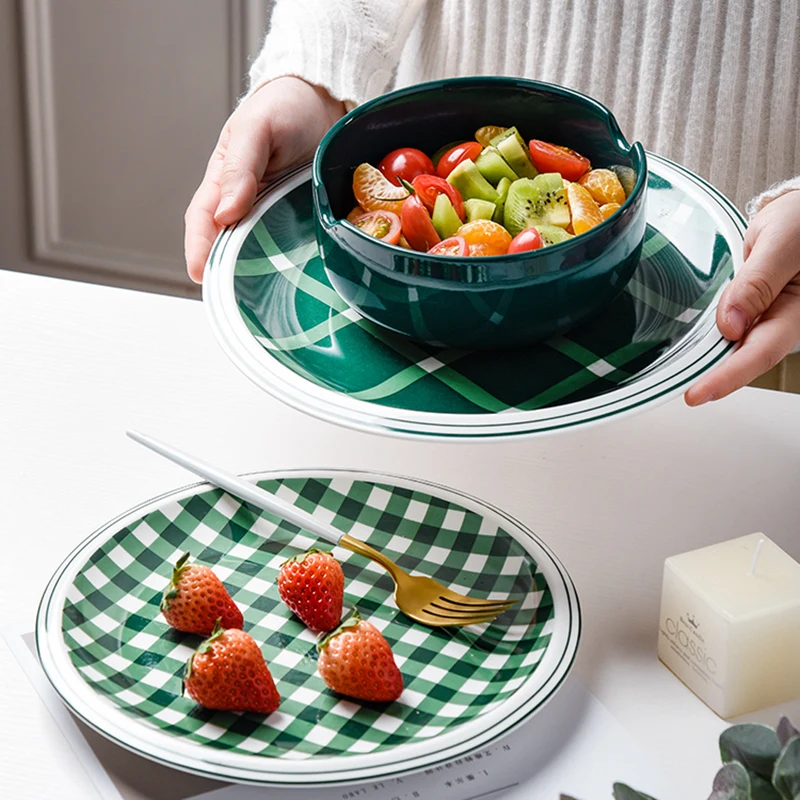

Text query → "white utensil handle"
[126,430,342,546]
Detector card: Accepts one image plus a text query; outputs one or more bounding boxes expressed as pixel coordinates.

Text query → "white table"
[1,269,799,800]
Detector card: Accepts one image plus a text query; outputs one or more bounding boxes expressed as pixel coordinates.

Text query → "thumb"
[717,228,796,341]
[214,116,272,226]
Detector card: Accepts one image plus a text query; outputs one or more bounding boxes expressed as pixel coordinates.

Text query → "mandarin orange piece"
[456,219,512,256]
[352,163,409,214]
[578,169,626,206]
[566,182,604,235]
[467,242,503,257]
[600,202,621,220]
[475,125,507,147]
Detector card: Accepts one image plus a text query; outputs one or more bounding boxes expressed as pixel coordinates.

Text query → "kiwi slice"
[493,177,512,224]
[474,146,518,185]
[491,127,538,178]
[432,193,462,239]
[446,159,499,203]
[535,224,574,246]
[464,198,496,222]
[608,164,637,197]
[503,173,570,235]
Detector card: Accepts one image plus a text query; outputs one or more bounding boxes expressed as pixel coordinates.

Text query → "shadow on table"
[65,673,591,800]
[72,715,229,800]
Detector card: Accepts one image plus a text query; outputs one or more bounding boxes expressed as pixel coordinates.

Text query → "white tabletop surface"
[1,268,799,800]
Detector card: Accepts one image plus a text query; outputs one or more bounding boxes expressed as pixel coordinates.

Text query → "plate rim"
[203,155,744,440]
[36,468,581,786]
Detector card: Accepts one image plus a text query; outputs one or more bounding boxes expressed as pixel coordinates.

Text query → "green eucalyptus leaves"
[561,716,800,800]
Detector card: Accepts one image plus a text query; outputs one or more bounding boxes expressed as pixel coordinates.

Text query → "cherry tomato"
[401,195,441,252]
[508,227,544,253]
[378,148,435,186]
[429,236,470,256]
[432,140,465,168]
[528,140,591,182]
[411,175,465,221]
[346,205,367,222]
[435,141,483,179]
[350,210,402,245]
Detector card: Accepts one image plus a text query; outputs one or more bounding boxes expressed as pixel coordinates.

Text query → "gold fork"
[128,431,517,627]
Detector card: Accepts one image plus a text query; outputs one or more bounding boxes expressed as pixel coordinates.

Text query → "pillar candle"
[658,533,800,718]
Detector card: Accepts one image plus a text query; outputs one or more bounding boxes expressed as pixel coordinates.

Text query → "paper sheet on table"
[4,625,679,800]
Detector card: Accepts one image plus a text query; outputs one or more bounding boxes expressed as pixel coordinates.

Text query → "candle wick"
[749,537,765,576]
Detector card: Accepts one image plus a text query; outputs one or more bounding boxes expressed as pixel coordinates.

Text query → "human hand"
[685,190,800,405]
[184,77,346,283]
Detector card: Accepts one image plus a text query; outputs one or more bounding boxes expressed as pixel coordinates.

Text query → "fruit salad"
[345,126,636,257]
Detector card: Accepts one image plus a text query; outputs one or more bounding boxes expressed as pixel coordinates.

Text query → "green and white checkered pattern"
[231,173,732,415]
[61,475,553,759]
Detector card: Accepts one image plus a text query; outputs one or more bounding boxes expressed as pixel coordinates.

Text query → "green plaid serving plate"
[37,469,580,786]
[204,154,744,439]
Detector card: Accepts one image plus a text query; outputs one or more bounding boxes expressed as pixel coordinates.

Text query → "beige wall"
[0,0,271,297]
[749,354,800,394]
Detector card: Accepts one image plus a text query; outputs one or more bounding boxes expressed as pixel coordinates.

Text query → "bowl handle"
[312,171,339,231]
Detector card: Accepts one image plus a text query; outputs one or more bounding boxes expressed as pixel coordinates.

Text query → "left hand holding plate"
[685,190,800,405]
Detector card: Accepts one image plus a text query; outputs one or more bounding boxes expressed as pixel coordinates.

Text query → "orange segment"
[456,219,512,255]
[566,182,604,235]
[578,169,626,206]
[352,163,409,213]
[467,243,501,257]
[475,126,507,146]
[600,202,621,220]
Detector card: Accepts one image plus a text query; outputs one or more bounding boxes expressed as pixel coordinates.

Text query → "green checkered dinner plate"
[204,154,744,439]
[37,470,580,786]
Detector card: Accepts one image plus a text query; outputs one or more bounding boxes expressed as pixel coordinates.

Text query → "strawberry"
[317,609,403,703]
[277,549,344,632]
[160,552,243,635]
[183,621,280,714]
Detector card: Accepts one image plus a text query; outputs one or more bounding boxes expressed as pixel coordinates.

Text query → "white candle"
[658,533,800,718]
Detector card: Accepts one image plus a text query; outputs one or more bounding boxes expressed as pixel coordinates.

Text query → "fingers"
[214,112,273,226]
[184,135,228,283]
[717,219,799,341]
[184,108,273,283]
[184,182,221,283]
[685,287,800,405]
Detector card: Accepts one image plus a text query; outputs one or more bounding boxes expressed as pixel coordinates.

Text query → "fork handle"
[126,430,342,546]
[339,534,403,581]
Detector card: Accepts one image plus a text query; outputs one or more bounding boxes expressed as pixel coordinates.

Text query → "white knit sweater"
[248,0,800,215]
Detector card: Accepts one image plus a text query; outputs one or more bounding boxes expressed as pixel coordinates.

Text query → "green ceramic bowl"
[313,77,647,350]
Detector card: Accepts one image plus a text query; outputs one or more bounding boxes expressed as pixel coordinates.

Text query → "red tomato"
[435,141,483,179]
[350,210,401,245]
[508,227,544,253]
[401,195,441,252]
[429,236,470,256]
[378,148,435,186]
[528,140,591,181]
[411,175,466,221]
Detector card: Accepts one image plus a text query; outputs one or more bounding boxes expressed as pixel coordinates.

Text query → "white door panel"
[1,0,271,296]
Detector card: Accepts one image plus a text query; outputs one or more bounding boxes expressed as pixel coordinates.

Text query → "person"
[184,0,800,407]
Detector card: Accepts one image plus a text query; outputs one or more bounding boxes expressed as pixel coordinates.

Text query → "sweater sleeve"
[245,0,426,110]
[745,175,800,219]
